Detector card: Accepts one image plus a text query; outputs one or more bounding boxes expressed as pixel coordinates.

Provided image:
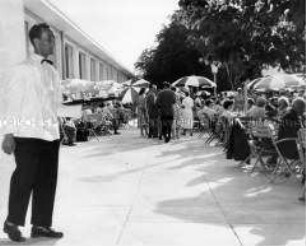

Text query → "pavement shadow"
[153,142,305,246]
[81,134,161,159]
[154,138,224,169]
[0,237,59,246]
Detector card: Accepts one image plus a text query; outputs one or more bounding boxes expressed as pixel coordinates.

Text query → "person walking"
[171,87,183,140]
[156,82,176,143]
[1,23,64,242]
[181,91,194,136]
[146,84,159,138]
[137,88,148,137]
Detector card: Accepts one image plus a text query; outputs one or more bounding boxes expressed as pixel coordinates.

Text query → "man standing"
[156,82,176,143]
[146,84,158,138]
[1,23,63,242]
[233,88,244,112]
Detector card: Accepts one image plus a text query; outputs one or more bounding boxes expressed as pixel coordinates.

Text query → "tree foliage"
[136,0,305,90]
[178,0,305,88]
[135,16,213,88]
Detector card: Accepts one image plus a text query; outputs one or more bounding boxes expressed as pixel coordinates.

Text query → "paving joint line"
[205,177,244,246]
[115,163,147,245]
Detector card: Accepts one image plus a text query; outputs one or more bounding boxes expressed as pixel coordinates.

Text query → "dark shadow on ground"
[153,145,305,246]
[0,238,58,246]
[79,132,163,159]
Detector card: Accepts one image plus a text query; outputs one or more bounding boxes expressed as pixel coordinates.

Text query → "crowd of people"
[59,100,132,146]
[136,81,306,142]
[134,83,306,201]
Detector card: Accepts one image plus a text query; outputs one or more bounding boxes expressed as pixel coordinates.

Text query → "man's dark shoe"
[3,221,26,242]
[31,226,63,239]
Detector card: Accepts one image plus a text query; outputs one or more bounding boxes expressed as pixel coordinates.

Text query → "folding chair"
[205,114,219,144]
[197,112,211,139]
[247,122,278,178]
[269,128,306,183]
[216,115,232,148]
[297,128,306,200]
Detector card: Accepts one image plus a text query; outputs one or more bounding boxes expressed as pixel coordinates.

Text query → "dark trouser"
[112,118,119,133]
[161,116,173,141]
[148,117,158,137]
[7,138,60,227]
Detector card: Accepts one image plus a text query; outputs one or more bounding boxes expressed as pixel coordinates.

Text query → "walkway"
[0,128,305,245]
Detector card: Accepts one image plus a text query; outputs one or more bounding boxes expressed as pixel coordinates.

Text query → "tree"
[135,15,214,88]
[177,0,305,89]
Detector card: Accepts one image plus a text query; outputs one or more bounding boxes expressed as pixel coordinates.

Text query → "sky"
[49,0,179,73]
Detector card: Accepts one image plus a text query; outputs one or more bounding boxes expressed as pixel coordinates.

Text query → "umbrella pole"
[213,73,217,98]
[243,80,249,114]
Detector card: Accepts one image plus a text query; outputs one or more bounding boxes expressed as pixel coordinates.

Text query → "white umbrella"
[249,74,306,91]
[121,87,140,104]
[172,75,216,88]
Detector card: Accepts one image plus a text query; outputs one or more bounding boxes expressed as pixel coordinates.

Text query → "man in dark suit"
[156,82,176,143]
[146,84,158,138]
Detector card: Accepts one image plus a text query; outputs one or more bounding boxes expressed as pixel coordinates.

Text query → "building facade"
[2,0,133,83]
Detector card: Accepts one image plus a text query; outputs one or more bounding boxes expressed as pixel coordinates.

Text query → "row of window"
[65,43,116,81]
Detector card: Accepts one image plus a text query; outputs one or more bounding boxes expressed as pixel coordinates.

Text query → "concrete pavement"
[0,127,305,246]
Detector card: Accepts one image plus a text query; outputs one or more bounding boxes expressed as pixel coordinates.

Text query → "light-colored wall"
[0,0,26,71]
[0,0,130,83]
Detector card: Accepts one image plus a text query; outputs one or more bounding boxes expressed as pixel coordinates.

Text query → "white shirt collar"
[30,53,45,64]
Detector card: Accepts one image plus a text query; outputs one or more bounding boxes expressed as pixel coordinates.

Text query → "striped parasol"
[121,87,140,104]
[247,74,306,91]
[172,75,216,88]
[246,78,263,90]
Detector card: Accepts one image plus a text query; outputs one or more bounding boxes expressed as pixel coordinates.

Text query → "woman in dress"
[181,91,194,136]
[138,88,148,137]
[172,88,183,140]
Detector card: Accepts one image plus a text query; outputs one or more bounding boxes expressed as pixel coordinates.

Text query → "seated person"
[246,98,255,111]
[75,119,89,142]
[246,97,266,120]
[110,102,121,135]
[197,99,218,130]
[278,98,305,159]
[277,96,290,120]
[198,99,217,121]
[220,100,234,121]
[63,117,77,146]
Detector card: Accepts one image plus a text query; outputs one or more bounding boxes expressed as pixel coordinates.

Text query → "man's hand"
[2,134,15,155]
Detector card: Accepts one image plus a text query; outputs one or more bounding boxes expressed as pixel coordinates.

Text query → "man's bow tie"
[41,59,53,65]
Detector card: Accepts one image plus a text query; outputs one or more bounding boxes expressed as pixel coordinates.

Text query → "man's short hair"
[223,100,233,109]
[171,86,176,92]
[205,99,213,106]
[29,23,52,46]
[292,97,306,111]
[163,81,170,88]
[247,98,255,105]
